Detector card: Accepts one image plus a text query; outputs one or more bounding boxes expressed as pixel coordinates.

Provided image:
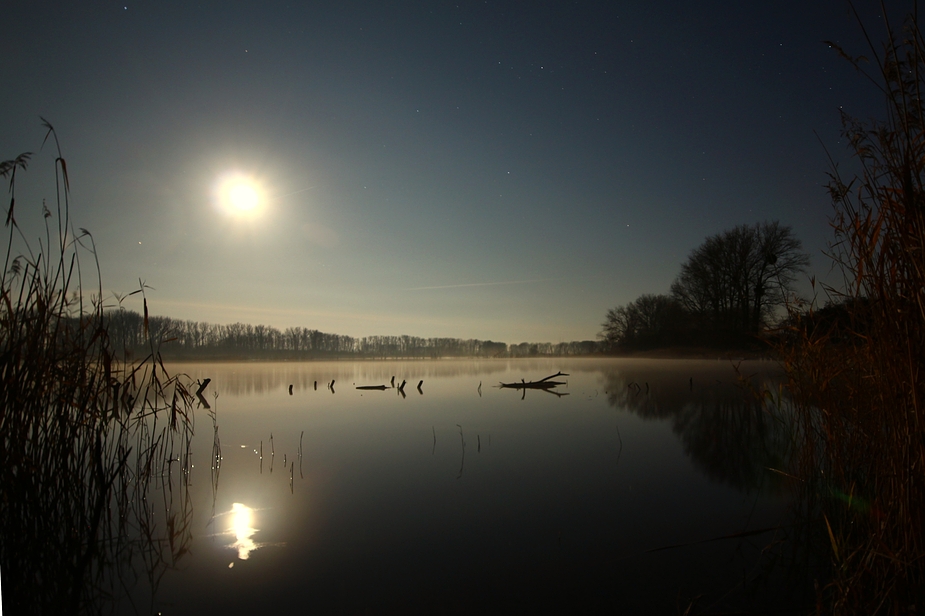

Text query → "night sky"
[1,1,896,343]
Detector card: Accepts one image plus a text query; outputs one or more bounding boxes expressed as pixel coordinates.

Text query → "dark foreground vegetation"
[1,123,198,614]
[776,10,925,613]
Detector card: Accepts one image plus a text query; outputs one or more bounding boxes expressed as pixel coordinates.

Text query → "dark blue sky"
[1,1,896,342]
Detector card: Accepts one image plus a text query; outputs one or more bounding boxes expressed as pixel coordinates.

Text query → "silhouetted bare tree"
[600,293,686,350]
[671,221,808,341]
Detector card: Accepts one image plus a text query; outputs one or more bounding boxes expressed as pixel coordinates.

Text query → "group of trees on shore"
[105,309,598,359]
[600,220,809,351]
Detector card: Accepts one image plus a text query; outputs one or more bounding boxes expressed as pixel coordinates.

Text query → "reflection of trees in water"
[601,362,793,493]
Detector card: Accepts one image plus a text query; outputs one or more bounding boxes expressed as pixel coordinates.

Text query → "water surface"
[145,358,804,614]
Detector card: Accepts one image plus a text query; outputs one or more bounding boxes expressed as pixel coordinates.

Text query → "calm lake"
[138,358,807,614]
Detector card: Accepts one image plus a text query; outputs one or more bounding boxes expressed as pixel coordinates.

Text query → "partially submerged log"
[196,378,211,396]
[195,378,212,408]
[499,371,569,390]
[356,378,408,393]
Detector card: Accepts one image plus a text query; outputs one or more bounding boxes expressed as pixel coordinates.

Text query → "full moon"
[215,173,265,218]
[228,183,258,212]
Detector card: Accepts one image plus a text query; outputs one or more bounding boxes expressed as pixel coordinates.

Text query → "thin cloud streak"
[133,298,495,329]
[268,186,316,203]
[141,298,382,322]
[405,279,556,291]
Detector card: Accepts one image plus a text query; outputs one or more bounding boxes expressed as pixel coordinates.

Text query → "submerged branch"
[499,371,569,389]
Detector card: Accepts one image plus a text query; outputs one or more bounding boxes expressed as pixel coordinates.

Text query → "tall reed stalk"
[779,8,925,613]
[0,121,196,615]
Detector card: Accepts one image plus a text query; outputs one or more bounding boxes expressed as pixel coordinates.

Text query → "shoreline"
[157,348,777,363]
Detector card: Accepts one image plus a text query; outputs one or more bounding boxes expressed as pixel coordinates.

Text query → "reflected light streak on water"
[229,503,257,561]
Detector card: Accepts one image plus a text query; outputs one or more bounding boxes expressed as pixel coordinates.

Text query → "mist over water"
[149,358,806,613]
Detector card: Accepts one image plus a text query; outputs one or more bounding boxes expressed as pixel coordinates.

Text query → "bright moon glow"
[228,183,258,211]
[215,173,265,219]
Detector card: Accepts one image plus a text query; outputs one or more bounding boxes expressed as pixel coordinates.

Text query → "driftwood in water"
[355,379,413,393]
[499,371,569,389]
[195,378,212,408]
[196,378,211,396]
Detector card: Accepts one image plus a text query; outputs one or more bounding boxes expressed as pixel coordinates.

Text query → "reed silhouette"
[778,9,925,612]
[0,122,197,615]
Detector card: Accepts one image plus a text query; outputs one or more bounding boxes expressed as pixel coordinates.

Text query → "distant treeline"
[104,309,599,359]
